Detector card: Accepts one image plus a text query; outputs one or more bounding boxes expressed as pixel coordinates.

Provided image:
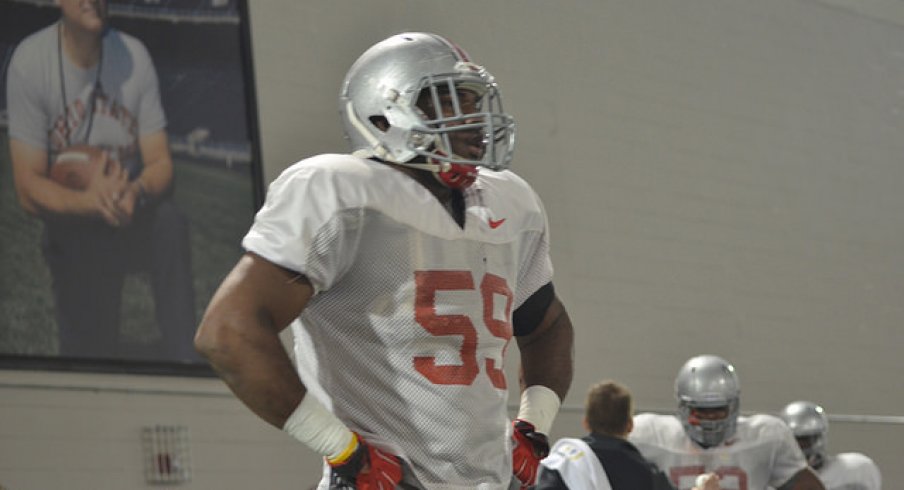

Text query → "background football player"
[195,32,574,489]
[779,401,881,490]
[628,355,826,490]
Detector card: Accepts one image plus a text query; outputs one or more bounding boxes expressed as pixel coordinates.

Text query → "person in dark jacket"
[535,380,680,490]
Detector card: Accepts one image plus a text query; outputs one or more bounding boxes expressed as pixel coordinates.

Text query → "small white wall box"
[142,425,191,484]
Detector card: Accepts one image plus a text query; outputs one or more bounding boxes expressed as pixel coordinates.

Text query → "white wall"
[2,0,903,488]
[0,370,322,489]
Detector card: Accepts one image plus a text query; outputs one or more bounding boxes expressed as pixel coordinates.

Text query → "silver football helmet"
[339,32,515,189]
[674,355,741,448]
[779,401,828,469]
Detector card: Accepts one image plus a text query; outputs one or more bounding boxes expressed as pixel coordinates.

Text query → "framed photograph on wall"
[0,0,263,375]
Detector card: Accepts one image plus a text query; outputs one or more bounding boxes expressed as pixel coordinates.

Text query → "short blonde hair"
[585,380,633,436]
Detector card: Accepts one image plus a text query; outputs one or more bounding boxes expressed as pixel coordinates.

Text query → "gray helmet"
[674,355,741,448]
[779,401,828,469]
[339,32,515,183]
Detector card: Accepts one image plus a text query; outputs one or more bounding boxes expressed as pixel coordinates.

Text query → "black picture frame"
[0,0,264,376]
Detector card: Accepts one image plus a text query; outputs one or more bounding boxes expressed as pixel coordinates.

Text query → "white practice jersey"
[817,452,881,490]
[629,413,808,490]
[243,154,553,489]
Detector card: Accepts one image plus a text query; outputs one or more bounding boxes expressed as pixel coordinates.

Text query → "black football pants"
[42,198,198,362]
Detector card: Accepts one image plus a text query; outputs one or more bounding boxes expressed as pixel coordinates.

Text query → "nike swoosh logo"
[488,218,506,229]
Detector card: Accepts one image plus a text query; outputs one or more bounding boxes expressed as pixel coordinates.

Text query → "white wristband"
[516,385,561,435]
[282,395,355,461]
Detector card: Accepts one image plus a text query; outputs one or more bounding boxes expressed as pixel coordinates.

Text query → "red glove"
[511,419,550,488]
[329,433,402,490]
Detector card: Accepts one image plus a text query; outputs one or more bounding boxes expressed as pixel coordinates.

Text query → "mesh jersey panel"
[243,154,553,489]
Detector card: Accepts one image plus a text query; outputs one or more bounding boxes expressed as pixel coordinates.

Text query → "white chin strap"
[351,149,451,173]
[399,160,450,173]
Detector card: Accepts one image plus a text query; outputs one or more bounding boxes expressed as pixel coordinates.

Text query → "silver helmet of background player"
[339,32,515,189]
[674,355,741,448]
[779,401,828,469]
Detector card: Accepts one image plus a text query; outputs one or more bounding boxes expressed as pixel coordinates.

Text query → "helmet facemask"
[796,433,828,469]
[398,65,513,189]
[677,398,740,448]
[410,65,514,171]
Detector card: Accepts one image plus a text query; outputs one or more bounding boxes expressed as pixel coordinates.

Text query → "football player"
[779,401,881,490]
[195,32,574,489]
[628,355,825,490]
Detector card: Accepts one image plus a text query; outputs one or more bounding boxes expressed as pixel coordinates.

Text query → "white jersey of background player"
[779,401,881,490]
[196,32,574,490]
[629,355,825,490]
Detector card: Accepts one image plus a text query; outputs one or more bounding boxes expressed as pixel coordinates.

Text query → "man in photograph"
[6,0,196,361]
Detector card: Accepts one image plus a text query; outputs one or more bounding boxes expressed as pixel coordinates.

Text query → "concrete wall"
[2,0,903,488]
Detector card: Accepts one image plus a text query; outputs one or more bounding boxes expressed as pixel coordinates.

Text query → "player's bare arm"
[516,293,574,400]
[195,251,313,428]
[197,252,403,486]
[512,287,574,488]
[10,138,129,225]
[778,467,826,490]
